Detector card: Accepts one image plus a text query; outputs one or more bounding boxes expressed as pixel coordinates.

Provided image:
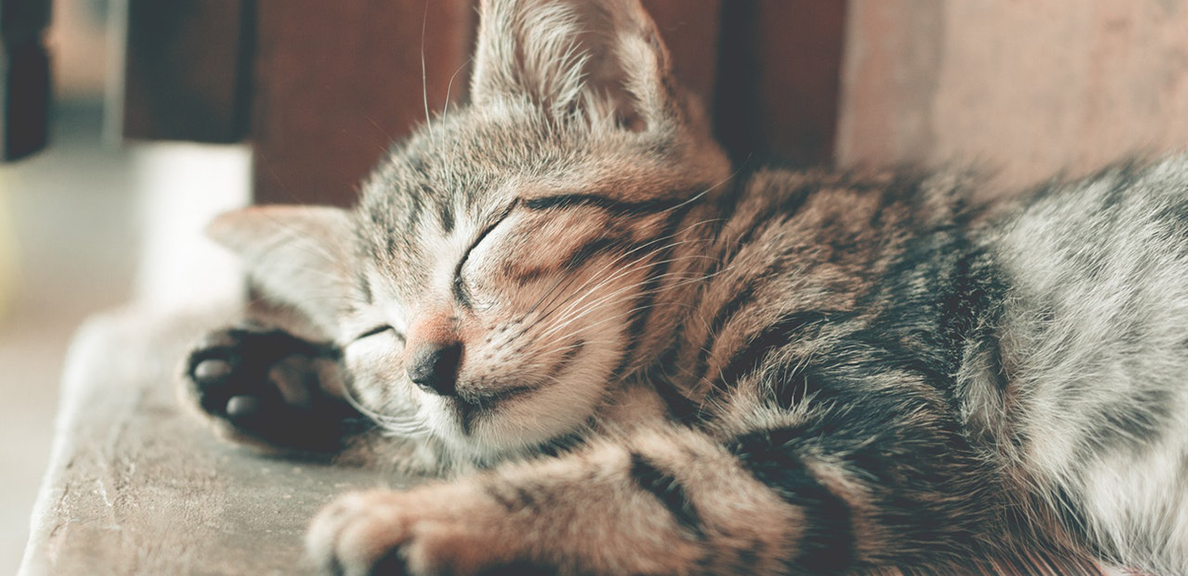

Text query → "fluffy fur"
[181,1,1188,574]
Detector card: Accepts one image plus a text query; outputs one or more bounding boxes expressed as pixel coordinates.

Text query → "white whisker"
[420,0,433,140]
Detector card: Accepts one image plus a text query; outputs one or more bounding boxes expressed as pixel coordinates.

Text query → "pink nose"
[404,312,462,396]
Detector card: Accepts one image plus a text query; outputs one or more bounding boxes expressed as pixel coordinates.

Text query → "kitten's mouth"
[450,384,537,434]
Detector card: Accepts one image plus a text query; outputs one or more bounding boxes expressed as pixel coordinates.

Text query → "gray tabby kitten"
[181,0,1188,574]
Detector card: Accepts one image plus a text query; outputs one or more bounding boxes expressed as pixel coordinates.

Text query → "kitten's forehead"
[359,104,680,225]
[351,97,724,301]
[363,107,558,214]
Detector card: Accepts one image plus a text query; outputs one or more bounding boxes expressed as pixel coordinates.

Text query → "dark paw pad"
[185,325,355,451]
[368,549,411,576]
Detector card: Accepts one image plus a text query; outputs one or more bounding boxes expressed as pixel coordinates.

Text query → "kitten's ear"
[207,205,355,333]
[470,0,679,131]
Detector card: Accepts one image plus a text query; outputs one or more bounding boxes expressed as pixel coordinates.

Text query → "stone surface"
[18,306,392,576]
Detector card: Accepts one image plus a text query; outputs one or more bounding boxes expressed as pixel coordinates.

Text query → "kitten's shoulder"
[732,162,995,229]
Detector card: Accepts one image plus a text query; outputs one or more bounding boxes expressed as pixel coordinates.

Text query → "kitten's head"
[212,0,730,464]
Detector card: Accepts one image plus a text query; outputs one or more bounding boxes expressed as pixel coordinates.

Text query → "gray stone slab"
[18,306,391,576]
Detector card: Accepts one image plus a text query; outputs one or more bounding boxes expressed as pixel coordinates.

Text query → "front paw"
[182,324,356,452]
[306,488,537,576]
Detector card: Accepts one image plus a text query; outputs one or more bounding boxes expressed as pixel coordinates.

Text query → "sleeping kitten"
[180,0,1188,574]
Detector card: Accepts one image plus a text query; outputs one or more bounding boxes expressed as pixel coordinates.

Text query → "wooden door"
[113,0,1188,201]
[115,0,849,206]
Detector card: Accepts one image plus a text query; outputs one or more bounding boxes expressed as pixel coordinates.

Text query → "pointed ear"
[207,205,355,333]
[469,0,679,130]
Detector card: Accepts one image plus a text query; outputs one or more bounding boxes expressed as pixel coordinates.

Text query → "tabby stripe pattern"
[628,451,705,538]
[524,192,685,216]
[729,427,855,574]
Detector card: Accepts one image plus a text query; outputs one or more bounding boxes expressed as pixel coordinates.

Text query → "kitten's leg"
[306,408,1103,576]
[307,427,790,576]
[181,323,360,453]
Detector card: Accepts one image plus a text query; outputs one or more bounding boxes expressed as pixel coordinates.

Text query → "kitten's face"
[212,0,729,464]
[341,101,726,461]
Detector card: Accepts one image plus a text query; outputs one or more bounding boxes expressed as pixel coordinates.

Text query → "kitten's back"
[988,158,1188,573]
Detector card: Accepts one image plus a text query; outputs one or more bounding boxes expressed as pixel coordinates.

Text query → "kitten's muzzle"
[407,341,463,396]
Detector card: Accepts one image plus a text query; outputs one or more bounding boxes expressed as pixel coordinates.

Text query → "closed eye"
[453,199,520,308]
[354,325,405,342]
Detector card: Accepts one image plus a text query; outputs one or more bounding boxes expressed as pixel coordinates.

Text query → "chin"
[421,380,606,466]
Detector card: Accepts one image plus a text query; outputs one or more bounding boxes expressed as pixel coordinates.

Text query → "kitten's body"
[182,1,1188,574]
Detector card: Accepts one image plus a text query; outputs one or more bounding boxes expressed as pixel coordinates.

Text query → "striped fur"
[187,1,1188,574]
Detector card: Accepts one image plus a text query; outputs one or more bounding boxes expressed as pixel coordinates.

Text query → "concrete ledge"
[18,305,386,576]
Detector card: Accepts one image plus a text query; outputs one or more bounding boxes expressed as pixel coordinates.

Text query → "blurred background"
[5,0,1188,574]
[0,1,134,571]
[1,1,247,572]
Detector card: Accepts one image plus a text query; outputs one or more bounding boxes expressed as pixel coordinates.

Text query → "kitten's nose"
[407,341,462,396]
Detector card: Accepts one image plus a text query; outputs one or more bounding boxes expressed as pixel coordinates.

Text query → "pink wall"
[838,0,1188,190]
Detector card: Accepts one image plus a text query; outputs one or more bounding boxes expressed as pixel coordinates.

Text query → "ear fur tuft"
[208,205,355,333]
[470,0,678,130]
